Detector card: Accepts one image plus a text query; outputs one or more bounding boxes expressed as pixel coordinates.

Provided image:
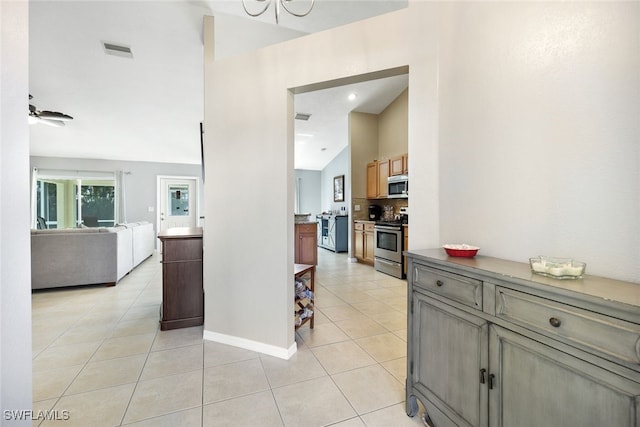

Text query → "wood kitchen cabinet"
[295,222,317,265]
[406,250,640,427]
[158,227,203,331]
[354,221,375,265]
[366,159,389,199]
[366,161,378,199]
[367,156,406,199]
[390,154,408,176]
[377,160,389,198]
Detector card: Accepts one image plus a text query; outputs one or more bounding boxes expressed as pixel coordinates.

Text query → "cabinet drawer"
[364,223,375,232]
[413,264,482,310]
[296,223,317,233]
[354,222,364,231]
[495,287,640,365]
[162,238,202,262]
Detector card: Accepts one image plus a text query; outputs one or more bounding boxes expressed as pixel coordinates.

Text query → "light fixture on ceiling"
[242,0,315,24]
[348,93,357,101]
[28,95,73,127]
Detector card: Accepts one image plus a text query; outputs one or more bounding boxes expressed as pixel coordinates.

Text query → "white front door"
[158,177,198,233]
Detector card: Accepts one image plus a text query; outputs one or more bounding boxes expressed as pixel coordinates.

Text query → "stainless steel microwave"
[387,175,408,198]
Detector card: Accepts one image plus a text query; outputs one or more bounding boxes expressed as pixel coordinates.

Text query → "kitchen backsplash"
[351,198,408,221]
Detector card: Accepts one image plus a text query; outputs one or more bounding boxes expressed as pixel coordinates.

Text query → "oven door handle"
[375,225,402,231]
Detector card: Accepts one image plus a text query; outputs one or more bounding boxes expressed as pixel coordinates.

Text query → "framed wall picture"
[333,175,345,202]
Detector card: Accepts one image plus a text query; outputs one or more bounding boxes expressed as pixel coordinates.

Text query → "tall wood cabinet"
[405,249,640,427]
[377,160,389,198]
[158,227,204,331]
[366,162,379,199]
[295,222,317,265]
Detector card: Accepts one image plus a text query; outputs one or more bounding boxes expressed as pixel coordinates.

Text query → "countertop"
[406,248,640,317]
[157,227,203,239]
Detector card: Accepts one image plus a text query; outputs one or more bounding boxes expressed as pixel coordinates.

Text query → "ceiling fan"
[28,94,73,127]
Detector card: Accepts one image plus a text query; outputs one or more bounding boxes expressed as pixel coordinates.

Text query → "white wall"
[1,0,33,422]
[204,9,417,357]
[436,2,640,281]
[294,169,321,215]
[320,147,349,214]
[203,1,639,358]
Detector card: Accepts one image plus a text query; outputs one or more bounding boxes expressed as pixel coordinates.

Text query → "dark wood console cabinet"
[158,227,204,331]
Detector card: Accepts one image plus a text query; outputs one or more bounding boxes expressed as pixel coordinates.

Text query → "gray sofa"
[31,221,154,289]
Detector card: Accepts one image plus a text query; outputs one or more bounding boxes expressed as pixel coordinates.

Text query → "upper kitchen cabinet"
[390,154,408,176]
[366,161,378,199]
[377,160,389,198]
[366,159,390,199]
[366,156,407,199]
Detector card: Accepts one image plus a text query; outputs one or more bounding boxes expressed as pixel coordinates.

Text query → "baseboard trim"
[203,329,297,360]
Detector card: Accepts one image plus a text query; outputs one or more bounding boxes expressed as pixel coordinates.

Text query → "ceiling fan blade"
[38,110,73,121]
[37,117,65,127]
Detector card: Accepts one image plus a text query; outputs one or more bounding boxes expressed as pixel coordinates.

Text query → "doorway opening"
[156,176,200,248]
[292,66,409,263]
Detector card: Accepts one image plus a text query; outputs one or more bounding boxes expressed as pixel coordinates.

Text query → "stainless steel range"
[374,220,404,278]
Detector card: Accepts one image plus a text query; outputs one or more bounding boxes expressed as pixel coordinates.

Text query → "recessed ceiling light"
[321,148,327,151]
[348,93,357,101]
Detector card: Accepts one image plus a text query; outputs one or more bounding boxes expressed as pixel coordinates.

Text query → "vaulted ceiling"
[29,1,408,170]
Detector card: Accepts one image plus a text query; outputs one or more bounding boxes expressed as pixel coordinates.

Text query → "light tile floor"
[32,249,425,426]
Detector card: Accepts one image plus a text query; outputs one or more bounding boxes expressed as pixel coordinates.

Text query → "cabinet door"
[298,230,317,265]
[366,162,378,199]
[390,155,404,176]
[295,223,317,265]
[411,293,489,427]
[354,230,364,260]
[403,153,408,174]
[488,325,640,427]
[364,229,375,263]
[377,160,389,198]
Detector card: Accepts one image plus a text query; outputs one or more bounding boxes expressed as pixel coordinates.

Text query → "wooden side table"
[158,227,203,330]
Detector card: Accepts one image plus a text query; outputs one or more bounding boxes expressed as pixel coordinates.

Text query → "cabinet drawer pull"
[549,317,562,328]
[480,368,486,384]
[488,373,495,390]
[436,280,444,287]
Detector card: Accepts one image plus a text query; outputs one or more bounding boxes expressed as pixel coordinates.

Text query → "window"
[32,169,118,229]
[78,182,116,227]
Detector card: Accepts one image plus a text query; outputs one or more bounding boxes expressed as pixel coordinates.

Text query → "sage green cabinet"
[489,325,640,427]
[406,250,640,427]
[410,293,488,427]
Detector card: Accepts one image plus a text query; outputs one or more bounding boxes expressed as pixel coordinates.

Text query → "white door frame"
[156,175,201,247]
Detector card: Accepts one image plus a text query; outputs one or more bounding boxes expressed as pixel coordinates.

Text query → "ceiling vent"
[295,113,311,121]
[102,41,133,59]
